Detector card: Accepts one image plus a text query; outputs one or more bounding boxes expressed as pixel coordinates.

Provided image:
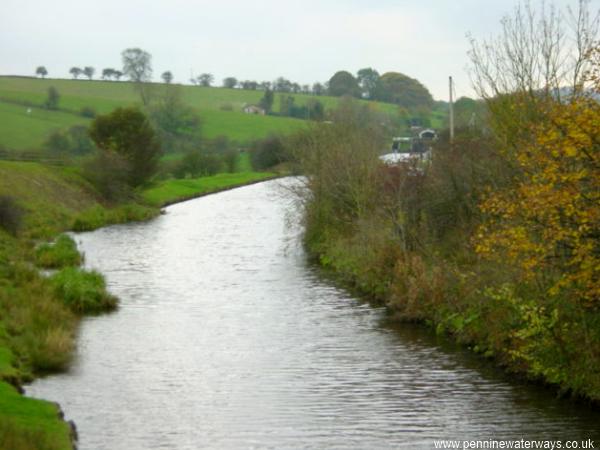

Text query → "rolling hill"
[0,76,446,151]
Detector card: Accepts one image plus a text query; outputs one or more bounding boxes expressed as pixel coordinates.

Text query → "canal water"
[27,179,600,449]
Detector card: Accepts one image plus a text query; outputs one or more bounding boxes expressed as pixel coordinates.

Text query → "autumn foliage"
[476,95,600,306]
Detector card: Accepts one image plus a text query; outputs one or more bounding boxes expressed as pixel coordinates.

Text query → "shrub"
[79,106,96,118]
[0,195,23,236]
[219,103,233,111]
[89,107,162,187]
[174,150,222,178]
[42,131,70,155]
[67,125,95,155]
[50,267,117,314]
[82,151,131,201]
[43,126,96,156]
[223,149,239,173]
[35,234,82,269]
[249,135,288,170]
[44,87,59,110]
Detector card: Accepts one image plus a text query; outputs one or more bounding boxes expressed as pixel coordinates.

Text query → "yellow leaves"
[475,97,600,305]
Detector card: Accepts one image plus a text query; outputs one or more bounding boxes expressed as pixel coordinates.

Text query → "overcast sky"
[0,0,582,100]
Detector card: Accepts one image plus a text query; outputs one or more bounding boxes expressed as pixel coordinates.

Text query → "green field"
[0,76,412,151]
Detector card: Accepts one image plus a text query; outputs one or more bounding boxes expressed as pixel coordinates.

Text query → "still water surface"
[28,179,600,449]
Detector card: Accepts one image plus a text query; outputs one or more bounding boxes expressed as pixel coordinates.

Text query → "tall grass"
[50,267,117,314]
[35,234,81,268]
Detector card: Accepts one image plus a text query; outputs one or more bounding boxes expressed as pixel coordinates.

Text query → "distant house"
[243,105,266,115]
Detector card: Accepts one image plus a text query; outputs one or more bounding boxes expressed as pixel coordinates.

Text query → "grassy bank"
[143,171,276,206]
[0,158,276,448]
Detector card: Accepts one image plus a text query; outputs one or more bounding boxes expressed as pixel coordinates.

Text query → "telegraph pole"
[449,76,455,143]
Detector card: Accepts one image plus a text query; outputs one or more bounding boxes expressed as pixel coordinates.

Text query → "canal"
[27,179,600,449]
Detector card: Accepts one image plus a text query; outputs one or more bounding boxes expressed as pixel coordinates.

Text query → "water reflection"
[27,179,600,449]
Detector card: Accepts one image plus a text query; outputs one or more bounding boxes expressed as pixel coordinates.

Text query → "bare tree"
[468,0,599,99]
[121,48,153,105]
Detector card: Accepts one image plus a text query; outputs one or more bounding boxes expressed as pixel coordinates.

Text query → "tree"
[161,71,173,84]
[273,77,292,92]
[102,68,115,80]
[89,107,162,187]
[357,67,380,99]
[122,48,153,105]
[470,1,600,305]
[45,86,59,110]
[312,82,324,96]
[83,66,95,80]
[148,84,201,152]
[70,67,83,79]
[377,72,434,110]
[467,0,599,147]
[241,80,258,90]
[327,71,360,97]
[260,81,272,91]
[121,48,152,82]
[223,77,238,88]
[36,66,48,78]
[113,70,123,81]
[198,73,214,87]
[306,99,325,121]
[259,88,274,114]
[279,95,295,117]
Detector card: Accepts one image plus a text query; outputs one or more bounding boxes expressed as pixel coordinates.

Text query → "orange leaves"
[475,97,600,305]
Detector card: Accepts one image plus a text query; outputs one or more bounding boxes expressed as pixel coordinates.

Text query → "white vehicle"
[379,136,432,165]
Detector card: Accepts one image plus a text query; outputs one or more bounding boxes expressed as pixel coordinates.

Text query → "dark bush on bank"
[0,195,24,236]
[82,151,131,201]
[249,134,289,170]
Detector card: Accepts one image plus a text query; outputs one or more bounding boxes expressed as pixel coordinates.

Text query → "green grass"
[0,101,90,150]
[71,203,158,232]
[35,235,81,269]
[50,267,117,314]
[0,76,409,151]
[0,382,73,450]
[0,161,101,237]
[142,171,275,206]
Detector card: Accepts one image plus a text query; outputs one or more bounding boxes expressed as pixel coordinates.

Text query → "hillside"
[0,76,430,152]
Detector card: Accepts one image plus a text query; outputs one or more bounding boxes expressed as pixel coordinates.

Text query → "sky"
[0,0,582,100]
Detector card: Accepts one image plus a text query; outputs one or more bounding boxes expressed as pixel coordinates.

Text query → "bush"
[0,195,23,236]
[249,135,288,170]
[79,106,96,118]
[43,126,96,156]
[67,125,95,155]
[89,107,162,187]
[82,152,131,201]
[174,150,222,178]
[35,234,82,269]
[223,149,239,173]
[219,103,233,111]
[42,131,70,155]
[50,267,117,314]
[44,87,59,110]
